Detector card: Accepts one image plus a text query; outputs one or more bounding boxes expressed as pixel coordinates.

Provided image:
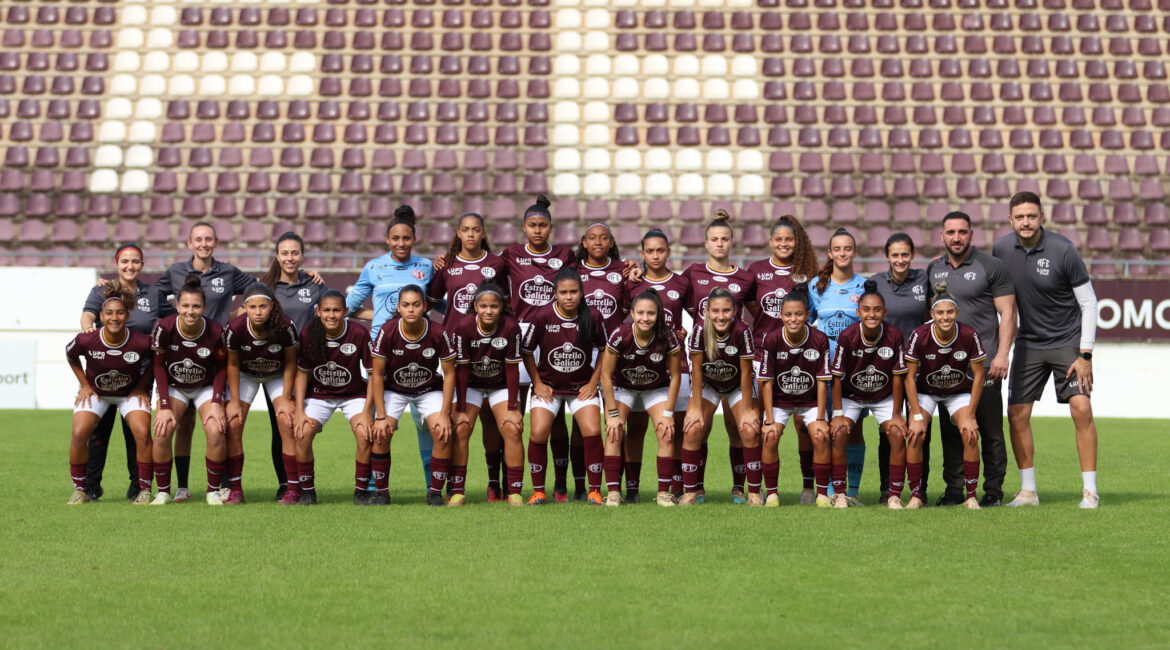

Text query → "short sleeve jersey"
[684,263,757,323]
[151,315,227,390]
[624,272,692,333]
[686,319,756,394]
[297,321,371,400]
[371,318,453,396]
[274,272,329,332]
[905,322,988,397]
[580,258,627,339]
[522,304,605,395]
[155,258,256,326]
[993,229,1091,350]
[428,251,509,329]
[926,248,1015,359]
[809,274,868,357]
[225,314,299,378]
[345,252,435,339]
[747,259,808,346]
[501,243,577,323]
[869,268,930,341]
[66,329,153,397]
[82,281,173,336]
[449,315,524,389]
[830,322,908,403]
[758,326,832,408]
[606,322,681,391]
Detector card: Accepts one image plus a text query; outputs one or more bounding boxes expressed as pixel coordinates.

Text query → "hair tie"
[113,244,143,262]
[244,294,274,305]
[101,296,126,309]
[931,296,957,308]
[523,210,551,224]
[475,287,504,301]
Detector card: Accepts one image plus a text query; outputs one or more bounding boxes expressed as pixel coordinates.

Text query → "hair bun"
[933,281,949,295]
[534,194,550,209]
[863,279,878,293]
[834,227,852,237]
[393,204,416,224]
[182,273,203,290]
[712,208,732,223]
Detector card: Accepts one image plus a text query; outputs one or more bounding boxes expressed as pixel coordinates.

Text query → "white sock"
[1082,471,1097,494]
[1020,467,1037,492]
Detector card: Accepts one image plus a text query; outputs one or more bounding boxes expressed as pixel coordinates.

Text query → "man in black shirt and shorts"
[993,192,1100,509]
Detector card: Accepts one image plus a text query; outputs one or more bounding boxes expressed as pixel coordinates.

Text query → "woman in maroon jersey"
[757,287,831,507]
[429,212,511,501]
[369,285,456,506]
[522,268,606,505]
[450,282,526,506]
[904,282,988,510]
[65,287,155,505]
[224,284,299,505]
[683,210,757,504]
[829,280,910,509]
[292,291,374,506]
[599,289,682,507]
[747,215,822,505]
[680,288,760,505]
[148,275,228,506]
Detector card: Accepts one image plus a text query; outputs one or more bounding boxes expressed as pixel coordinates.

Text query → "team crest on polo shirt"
[668,290,680,300]
[729,283,741,293]
[210,278,226,294]
[964,272,977,281]
[298,288,313,303]
[1036,259,1051,276]
[138,297,151,311]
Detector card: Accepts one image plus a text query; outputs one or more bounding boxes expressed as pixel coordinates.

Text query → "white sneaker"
[656,492,675,507]
[765,493,780,508]
[906,496,924,510]
[887,495,904,509]
[833,493,849,509]
[799,488,815,505]
[1006,490,1039,507]
[173,487,192,503]
[605,491,621,507]
[964,497,982,510]
[67,490,90,505]
[150,491,173,506]
[1078,490,1099,509]
[815,494,833,508]
[218,487,231,500]
[206,490,225,506]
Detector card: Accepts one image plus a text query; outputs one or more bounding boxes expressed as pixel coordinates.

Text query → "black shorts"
[1008,345,1088,405]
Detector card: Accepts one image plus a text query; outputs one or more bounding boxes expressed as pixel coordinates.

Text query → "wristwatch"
[1079,352,1093,361]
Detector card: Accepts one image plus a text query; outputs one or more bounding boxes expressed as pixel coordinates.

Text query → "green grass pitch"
[1,410,1167,648]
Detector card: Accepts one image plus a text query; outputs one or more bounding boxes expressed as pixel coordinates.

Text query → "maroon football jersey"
[66,329,154,397]
[747,259,808,346]
[830,322,908,402]
[428,251,509,328]
[449,315,524,389]
[684,263,757,323]
[297,320,371,400]
[758,326,832,408]
[225,314,299,378]
[606,322,681,391]
[522,303,606,395]
[151,315,226,390]
[686,318,756,394]
[905,322,987,396]
[371,318,453,396]
[580,258,627,339]
[501,243,577,323]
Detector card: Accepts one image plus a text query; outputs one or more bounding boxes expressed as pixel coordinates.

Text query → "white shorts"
[614,387,673,413]
[304,397,367,425]
[916,393,972,420]
[519,322,533,385]
[465,387,511,410]
[529,390,600,417]
[385,390,445,421]
[675,373,691,410]
[166,385,219,410]
[235,375,285,405]
[841,397,897,425]
[701,385,746,409]
[772,405,820,428]
[74,394,150,418]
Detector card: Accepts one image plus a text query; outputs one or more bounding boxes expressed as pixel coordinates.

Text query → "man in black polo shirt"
[926,212,1017,507]
[993,192,1099,509]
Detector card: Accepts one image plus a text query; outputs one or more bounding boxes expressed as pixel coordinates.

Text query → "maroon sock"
[550,434,569,489]
[730,446,746,491]
[528,441,548,493]
[450,465,467,495]
[583,436,604,492]
[762,461,780,496]
[964,460,980,500]
[682,448,702,493]
[70,463,87,492]
[697,443,708,489]
[505,465,524,495]
[485,450,502,488]
[570,442,587,493]
[154,460,172,493]
[831,463,847,496]
[429,457,450,495]
[814,462,831,496]
[624,461,641,494]
[282,454,300,495]
[888,463,905,499]
[799,450,814,490]
[298,460,315,493]
[604,454,623,493]
[908,462,923,499]
[227,454,244,491]
[354,461,371,493]
[743,445,762,494]
[371,453,390,494]
[205,457,224,492]
[137,461,153,492]
[656,457,673,493]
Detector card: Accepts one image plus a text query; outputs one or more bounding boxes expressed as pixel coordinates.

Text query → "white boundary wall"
[0,267,1164,418]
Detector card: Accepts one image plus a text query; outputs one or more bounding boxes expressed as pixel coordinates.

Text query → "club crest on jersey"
[393,363,434,388]
[491,337,508,349]
[196,347,211,358]
[94,370,131,393]
[606,272,623,284]
[548,258,563,270]
[954,350,968,360]
[268,343,282,353]
[519,276,554,306]
[668,290,680,300]
[482,267,496,279]
[926,365,965,390]
[124,351,140,363]
[803,349,820,361]
[650,352,664,363]
[621,366,660,386]
[1036,258,1050,276]
[422,348,435,358]
[877,346,894,359]
[412,269,426,280]
[169,358,207,384]
[548,342,586,373]
[210,277,226,294]
[850,365,889,392]
[340,343,357,355]
[779,367,813,395]
[964,272,977,281]
[298,288,313,303]
[314,361,352,387]
[137,297,151,311]
[724,345,738,356]
[729,283,741,293]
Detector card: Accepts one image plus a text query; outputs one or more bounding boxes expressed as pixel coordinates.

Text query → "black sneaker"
[126,484,141,502]
[297,491,317,505]
[571,491,587,502]
[354,491,372,506]
[935,493,965,507]
[625,491,640,504]
[426,492,446,506]
[275,484,288,502]
[86,485,104,501]
[370,493,391,506]
[979,494,1003,508]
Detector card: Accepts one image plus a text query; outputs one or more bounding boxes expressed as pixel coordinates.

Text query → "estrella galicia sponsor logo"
[313,361,352,387]
[779,367,814,396]
[169,358,207,384]
[548,342,585,373]
[925,365,965,390]
[850,365,889,392]
[94,370,131,393]
[620,366,660,386]
[702,360,737,384]
[519,275,554,306]
[393,363,434,389]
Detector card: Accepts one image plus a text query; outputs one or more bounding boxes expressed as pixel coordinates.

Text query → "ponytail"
[815,228,856,294]
[443,213,491,268]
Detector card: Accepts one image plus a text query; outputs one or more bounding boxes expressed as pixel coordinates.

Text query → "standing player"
[747,215,820,504]
[680,288,759,505]
[599,290,682,507]
[828,281,909,509]
[809,228,870,504]
[904,283,987,510]
[292,290,374,505]
[450,282,526,506]
[927,211,1017,507]
[224,284,299,505]
[369,286,456,506]
[993,192,1099,508]
[148,276,228,506]
[756,287,831,507]
[65,288,155,504]
[683,210,757,503]
[521,268,606,505]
